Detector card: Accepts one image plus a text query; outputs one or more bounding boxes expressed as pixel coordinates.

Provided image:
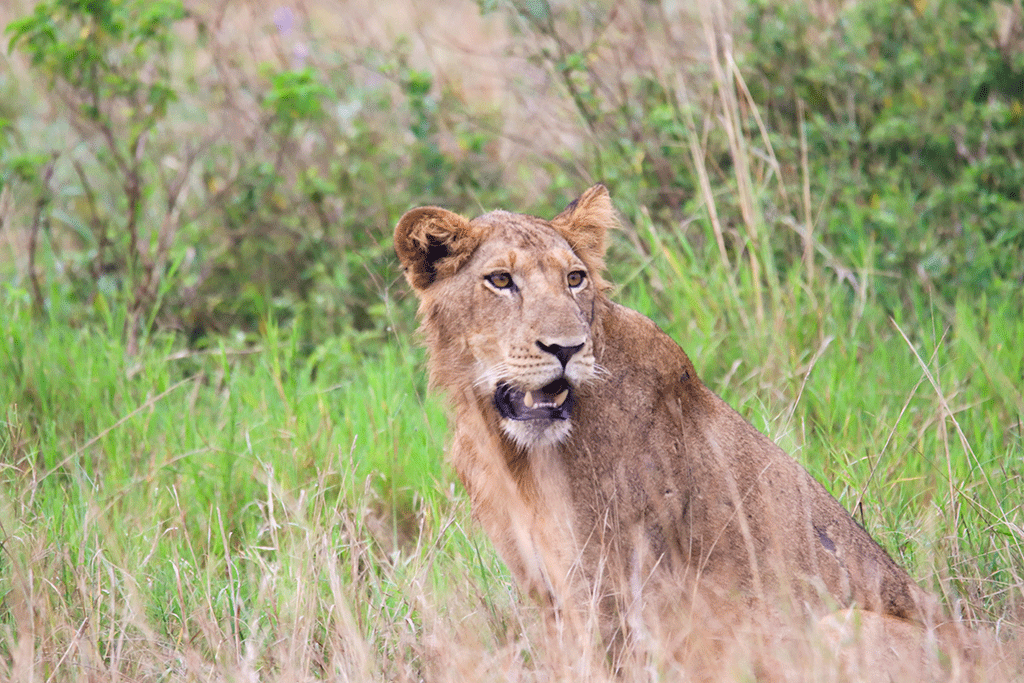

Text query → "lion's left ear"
[394,206,481,292]
[551,184,616,269]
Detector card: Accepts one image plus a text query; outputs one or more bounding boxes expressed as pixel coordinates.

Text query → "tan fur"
[394,185,969,674]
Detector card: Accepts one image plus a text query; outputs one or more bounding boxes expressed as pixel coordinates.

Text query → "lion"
[394,185,972,677]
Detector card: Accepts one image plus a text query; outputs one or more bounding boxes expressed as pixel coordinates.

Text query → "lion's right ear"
[551,184,616,260]
[551,184,616,287]
[394,206,480,291]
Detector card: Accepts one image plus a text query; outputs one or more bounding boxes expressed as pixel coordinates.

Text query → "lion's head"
[394,184,617,448]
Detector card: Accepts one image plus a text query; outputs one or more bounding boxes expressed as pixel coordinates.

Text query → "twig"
[798,99,814,289]
[854,346,933,515]
[72,159,109,280]
[780,334,834,437]
[28,154,58,317]
[699,5,765,325]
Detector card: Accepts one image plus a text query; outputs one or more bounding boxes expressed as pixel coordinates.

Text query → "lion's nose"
[536,340,585,368]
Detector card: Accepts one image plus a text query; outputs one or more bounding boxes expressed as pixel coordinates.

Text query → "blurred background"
[2,0,1020,351]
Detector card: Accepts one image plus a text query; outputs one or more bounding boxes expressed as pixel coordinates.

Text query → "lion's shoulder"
[595,301,703,392]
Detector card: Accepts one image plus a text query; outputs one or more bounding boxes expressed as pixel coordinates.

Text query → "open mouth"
[494,378,573,421]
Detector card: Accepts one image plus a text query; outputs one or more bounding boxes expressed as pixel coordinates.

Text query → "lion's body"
[394,186,959,670]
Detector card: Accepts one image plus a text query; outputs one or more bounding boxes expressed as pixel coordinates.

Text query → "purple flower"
[273,7,294,35]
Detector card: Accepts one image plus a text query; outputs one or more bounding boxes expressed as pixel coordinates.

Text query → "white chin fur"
[501,418,572,450]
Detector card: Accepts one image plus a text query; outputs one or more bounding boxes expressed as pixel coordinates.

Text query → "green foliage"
[743,0,1024,303]
[494,0,1022,319]
[5,0,1020,348]
[6,0,185,126]
[1,3,517,350]
[0,282,447,561]
[503,6,699,225]
[262,67,331,126]
[5,0,190,347]
[0,282,467,679]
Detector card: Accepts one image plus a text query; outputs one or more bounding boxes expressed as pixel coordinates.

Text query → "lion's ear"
[394,206,480,291]
[551,184,616,264]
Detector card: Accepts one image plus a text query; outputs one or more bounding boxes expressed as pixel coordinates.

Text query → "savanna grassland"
[1,0,1022,680]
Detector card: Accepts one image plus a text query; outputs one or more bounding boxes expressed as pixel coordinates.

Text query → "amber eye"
[567,270,586,288]
[486,272,513,289]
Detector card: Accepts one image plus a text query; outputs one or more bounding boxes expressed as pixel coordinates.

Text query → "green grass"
[0,281,477,680]
[2,222,1022,679]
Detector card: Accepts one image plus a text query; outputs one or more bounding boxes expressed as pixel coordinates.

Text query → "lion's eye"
[486,272,513,290]
[567,270,586,288]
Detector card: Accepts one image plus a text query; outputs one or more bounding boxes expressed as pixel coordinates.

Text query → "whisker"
[474,362,510,389]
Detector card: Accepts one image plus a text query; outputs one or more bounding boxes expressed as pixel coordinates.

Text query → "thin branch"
[798,99,814,289]
[72,159,109,280]
[27,154,58,317]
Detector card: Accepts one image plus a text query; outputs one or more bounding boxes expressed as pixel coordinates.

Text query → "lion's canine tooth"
[523,391,535,408]
[554,389,569,407]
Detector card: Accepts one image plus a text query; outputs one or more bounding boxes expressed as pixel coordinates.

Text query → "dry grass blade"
[891,318,1003,526]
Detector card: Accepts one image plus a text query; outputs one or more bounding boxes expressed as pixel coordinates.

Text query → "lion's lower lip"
[494,379,573,421]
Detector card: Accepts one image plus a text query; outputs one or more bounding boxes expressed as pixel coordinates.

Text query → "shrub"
[742,0,1024,303]
[2,1,516,350]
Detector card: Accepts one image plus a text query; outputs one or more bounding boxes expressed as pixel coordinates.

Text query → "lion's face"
[459,213,600,447]
[395,186,615,448]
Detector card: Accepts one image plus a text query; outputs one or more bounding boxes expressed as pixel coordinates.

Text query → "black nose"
[536,341,585,368]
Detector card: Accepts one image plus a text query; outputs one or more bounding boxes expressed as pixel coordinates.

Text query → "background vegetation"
[1,0,1021,680]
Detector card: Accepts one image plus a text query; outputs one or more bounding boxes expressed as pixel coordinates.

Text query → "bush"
[480,0,1022,320]
[2,1,515,351]
[4,0,1021,353]
[743,0,1024,303]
